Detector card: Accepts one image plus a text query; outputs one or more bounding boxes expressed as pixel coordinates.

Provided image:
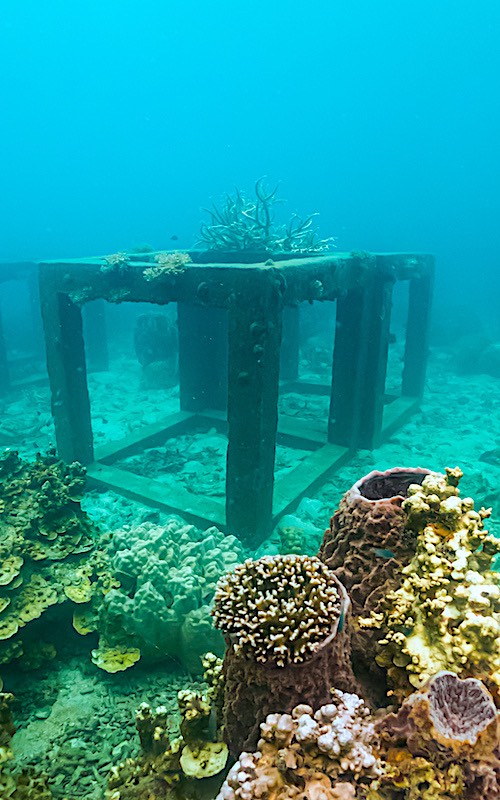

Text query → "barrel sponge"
[375,672,500,799]
[319,467,435,619]
[213,555,359,755]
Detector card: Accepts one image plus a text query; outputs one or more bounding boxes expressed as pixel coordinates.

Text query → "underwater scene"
[1,2,500,798]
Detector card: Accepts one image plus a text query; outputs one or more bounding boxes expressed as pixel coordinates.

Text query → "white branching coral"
[212,555,342,667]
[143,251,191,280]
[217,693,380,799]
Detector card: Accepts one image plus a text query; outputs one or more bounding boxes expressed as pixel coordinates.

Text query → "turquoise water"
[1,3,500,798]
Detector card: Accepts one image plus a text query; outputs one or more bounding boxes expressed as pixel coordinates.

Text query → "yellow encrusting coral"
[360,466,500,698]
[91,644,141,673]
[0,449,116,672]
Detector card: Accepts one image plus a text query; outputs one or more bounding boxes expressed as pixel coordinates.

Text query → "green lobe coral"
[0,449,103,671]
[88,519,244,674]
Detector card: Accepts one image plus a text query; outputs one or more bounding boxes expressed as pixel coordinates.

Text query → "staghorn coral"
[372,671,500,799]
[217,693,381,799]
[198,179,334,255]
[213,555,358,755]
[359,467,500,699]
[0,449,108,671]
[84,518,243,674]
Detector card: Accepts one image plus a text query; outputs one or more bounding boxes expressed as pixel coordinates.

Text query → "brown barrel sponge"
[319,467,436,695]
[319,467,436,618]
[212,554,358,756]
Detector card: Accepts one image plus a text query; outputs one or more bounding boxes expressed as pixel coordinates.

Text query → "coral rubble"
[213,554,358,755]
[0,692,52,798]
[106,658,227,800]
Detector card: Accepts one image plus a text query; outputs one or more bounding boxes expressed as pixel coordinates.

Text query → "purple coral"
[377,672,500,799]
[428,671,497,748]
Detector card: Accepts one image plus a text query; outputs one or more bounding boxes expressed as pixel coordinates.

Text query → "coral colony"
[198,179,334,254]
[0,185,480,798]
[3,455,500,798]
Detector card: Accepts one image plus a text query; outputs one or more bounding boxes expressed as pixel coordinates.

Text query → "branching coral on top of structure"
[359,466,500,699]
[198,179,335,255]
[213,554,343,667]
[143,252,192,281]
[101,252,130,273]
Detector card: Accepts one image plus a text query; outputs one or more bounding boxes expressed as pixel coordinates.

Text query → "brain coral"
[213,555,359,756]
[88,518,244,674]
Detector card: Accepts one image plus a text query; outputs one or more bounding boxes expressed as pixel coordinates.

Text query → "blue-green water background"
[1,0,499,325]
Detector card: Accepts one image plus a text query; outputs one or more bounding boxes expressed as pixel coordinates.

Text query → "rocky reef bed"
[6,651,200,800]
